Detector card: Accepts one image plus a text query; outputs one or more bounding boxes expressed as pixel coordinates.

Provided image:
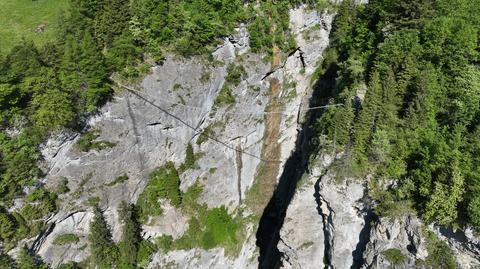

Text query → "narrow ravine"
[256,57,340,268]
[314,173,333,268]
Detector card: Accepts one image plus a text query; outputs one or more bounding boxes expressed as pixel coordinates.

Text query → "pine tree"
[78,31,107,88]
[61,31,110,112]
[117,202,141,269]
[0,247,15,269]
[60,34,82,94]
[353,71,382,165]
[17,246,48,269]
[30,68,75,130]
[74,0,104,20]
[89,206,117,269]
[97,0,132,47]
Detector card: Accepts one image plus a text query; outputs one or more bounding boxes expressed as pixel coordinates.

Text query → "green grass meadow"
[0,0,68,53]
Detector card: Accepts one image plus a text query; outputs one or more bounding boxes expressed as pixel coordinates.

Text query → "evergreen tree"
[0,247,15,269]
[78,31,110,112]
[16,246,48,269]
[96,0,132,47]
[118,202,141,269]
[29,68,75,130]
[88,206,117,269]
[60,34,82,94]
[353,71,382,165]
[73,0,104,20]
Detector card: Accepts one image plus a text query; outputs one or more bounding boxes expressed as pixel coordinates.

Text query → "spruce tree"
[59,34,82,94]
[118,201,141,269]
[97,0,131,47]
[353,71,382,165]
[0,248,15,269]
[88,206,117,269]
[17,246,48,269]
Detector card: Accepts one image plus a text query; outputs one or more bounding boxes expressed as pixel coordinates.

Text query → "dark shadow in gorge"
[350,201,376,269]
[255,60,340,269]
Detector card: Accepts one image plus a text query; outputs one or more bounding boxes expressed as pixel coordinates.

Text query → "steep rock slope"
[32,6,335,268]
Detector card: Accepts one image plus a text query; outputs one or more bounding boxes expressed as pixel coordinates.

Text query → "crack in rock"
[261,47,305,80]
[31,222,56,253]
[314,173,334,268]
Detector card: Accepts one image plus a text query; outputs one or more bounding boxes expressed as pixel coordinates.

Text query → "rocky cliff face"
[22,4,480,269]
[32,6,336,269]
[278,151,480,269]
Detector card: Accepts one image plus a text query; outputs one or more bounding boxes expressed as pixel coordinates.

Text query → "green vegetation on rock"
[173,205,244,256]
[88,207,117,269]
[214,63,246,107]
[118,202,141,269]
[53,234,80,245]
[75,129,117,152]
[137,162,182,222]
[382,248,406,266]
[106,174,129,186]
[16,246,48,269]
[416,229,457,268]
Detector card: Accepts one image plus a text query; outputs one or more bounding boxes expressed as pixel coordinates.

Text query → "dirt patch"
[246,45,284,217]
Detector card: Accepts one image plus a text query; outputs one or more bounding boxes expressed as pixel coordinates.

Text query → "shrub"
[53,234,80,245]
[75,129,117,152]
[88,207,117,269]
[185,143,195,168]
[137,162,181,222]
[179,143,196,172]
[425,236,457,268]
[156,235,173,251]
[200,70,211,83]
[417,230,457,269]
[56,177,70,194]
[16,246,48,269]
[118,202,141,268]
[173,204,244,256]
[87,197,100,207]
[106,174,129,186]
[383,248,406,265]
[214,85,236,107]
[181,182,203,213]
[214,64,246,107]
[136,240,156,267]
[56,262,82,269]
[202,206,240,249]
[224,64,246,87]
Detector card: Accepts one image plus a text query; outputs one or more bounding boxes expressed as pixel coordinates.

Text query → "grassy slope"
[0,0,68,54]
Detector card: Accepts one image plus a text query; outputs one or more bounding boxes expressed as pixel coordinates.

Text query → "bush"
[202,206,241,249]
[89,207,117,269]
[16,246,48,269]
[173,204,244,256]
[106,174,129,186]
[417,230,457,269]
[56,262,82,269]
[214,86,236,107]
[181,183,203,213]
[75,129,117,152]
[382,248,406,265]
[156,235,173,251]
[224,64,246,87]
[136,240,156,267]
[214,64,247,107]
[53,234,79,245]
[137,162,182,222]
[56,177,70,194]
[185,143,195,168]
